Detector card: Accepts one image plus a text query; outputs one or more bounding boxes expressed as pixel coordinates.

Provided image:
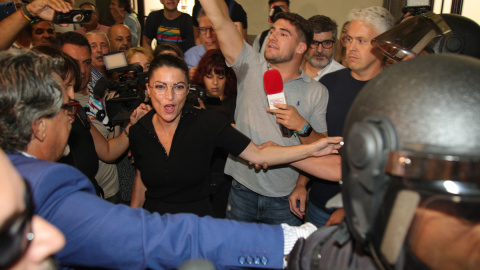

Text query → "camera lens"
[71,13,85,23]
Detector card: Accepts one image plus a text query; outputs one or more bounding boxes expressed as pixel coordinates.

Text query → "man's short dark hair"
[268,0,289,7]
[79,2,97,13]
[275,12,313,49]
[308,15,338,39]
[117,0,133,13]
[56,31,92,54]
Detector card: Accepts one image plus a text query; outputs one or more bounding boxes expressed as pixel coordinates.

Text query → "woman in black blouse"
[129,54,341,216]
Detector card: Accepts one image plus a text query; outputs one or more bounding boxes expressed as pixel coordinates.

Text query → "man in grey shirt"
[200,0,329,225]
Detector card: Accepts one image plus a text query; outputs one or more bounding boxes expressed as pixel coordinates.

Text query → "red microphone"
[264,69,294,137]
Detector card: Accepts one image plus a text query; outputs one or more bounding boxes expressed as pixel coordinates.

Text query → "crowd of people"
[0,0,479,269]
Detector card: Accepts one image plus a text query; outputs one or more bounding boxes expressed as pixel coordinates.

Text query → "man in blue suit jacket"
[0,46,321,269]
[9,152,287,269]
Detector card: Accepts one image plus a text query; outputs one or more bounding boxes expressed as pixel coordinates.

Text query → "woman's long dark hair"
[192,49,237,99]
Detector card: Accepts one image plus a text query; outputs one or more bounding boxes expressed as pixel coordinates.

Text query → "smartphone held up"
[54,8,93,24]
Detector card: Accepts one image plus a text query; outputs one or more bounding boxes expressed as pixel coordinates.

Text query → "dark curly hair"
[192,49,237,99]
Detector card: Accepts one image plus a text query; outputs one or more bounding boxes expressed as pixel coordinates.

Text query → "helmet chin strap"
[369,244,386,270]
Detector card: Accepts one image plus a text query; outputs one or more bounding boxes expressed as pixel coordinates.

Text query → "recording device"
[263,69,294,138]
[186,84,221,107]
[268,5,285,23]
[402,0,431,16]
[0,1,16,22]
[94,51,147,124]
[53,8,93,24]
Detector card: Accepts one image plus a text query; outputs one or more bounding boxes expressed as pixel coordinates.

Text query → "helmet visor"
[372,12,452,62]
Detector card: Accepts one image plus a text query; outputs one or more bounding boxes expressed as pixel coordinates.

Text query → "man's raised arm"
[0,0,74,50]
[198,0,244,65]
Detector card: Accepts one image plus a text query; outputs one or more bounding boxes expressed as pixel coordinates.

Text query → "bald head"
[108,24,132,52]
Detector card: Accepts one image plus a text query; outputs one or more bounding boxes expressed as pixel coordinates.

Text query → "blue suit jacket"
[9,153,284,269]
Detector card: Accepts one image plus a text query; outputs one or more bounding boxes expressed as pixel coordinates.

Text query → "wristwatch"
[297,121,313,137]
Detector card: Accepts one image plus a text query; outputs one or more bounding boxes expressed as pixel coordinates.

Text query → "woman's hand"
[194,98,206,110]
[105,91,118,101]
[311,137,343,157]
[129,103,152,126]
[248,141,278,170]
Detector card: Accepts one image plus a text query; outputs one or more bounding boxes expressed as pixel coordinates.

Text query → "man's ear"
[32,118,47,142]
[296,42,307,55]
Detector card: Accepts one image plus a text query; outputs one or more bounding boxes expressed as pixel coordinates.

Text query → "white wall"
[462,0,480,24]
[434,0,480,25]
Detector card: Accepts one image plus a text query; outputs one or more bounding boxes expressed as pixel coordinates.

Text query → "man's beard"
[265,50,295,65]
[307,52,333,69]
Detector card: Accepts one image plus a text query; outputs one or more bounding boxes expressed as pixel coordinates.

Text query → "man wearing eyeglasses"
[290,7,394,228]
[199,0,333,226]
[185,8,219,77]
[300,15,345,81]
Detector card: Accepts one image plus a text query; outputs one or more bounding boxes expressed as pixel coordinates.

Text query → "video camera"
[93,51,147,124]
[395,0,432,25]
[402,0,432,16]
[186,84,221,107]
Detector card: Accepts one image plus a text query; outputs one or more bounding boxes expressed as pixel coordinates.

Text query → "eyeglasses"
[148,82,189,96]
[311,39,336,49]
[198,27,215,35]
[62,99,80,116]
[0,179,34,269]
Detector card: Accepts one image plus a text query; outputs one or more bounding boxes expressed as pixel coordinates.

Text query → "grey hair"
[348,6,394,34]
[0,49,63,152]
[86,30,111,50]
[197,8,206,22]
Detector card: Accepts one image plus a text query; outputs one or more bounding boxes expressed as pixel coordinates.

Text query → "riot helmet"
[341,54,480,269]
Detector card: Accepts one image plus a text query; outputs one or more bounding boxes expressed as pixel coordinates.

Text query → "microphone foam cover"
[263,69,283,95]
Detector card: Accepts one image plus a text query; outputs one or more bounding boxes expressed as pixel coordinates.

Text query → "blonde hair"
[125,46,154,63]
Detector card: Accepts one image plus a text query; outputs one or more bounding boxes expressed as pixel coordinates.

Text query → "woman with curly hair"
[192,49,237,123]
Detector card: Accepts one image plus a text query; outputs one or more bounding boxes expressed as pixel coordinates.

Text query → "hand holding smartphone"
[53,8,93,24]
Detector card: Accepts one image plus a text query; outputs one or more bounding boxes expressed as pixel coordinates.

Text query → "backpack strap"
[259,29,269,53]
[178,12,189,40]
